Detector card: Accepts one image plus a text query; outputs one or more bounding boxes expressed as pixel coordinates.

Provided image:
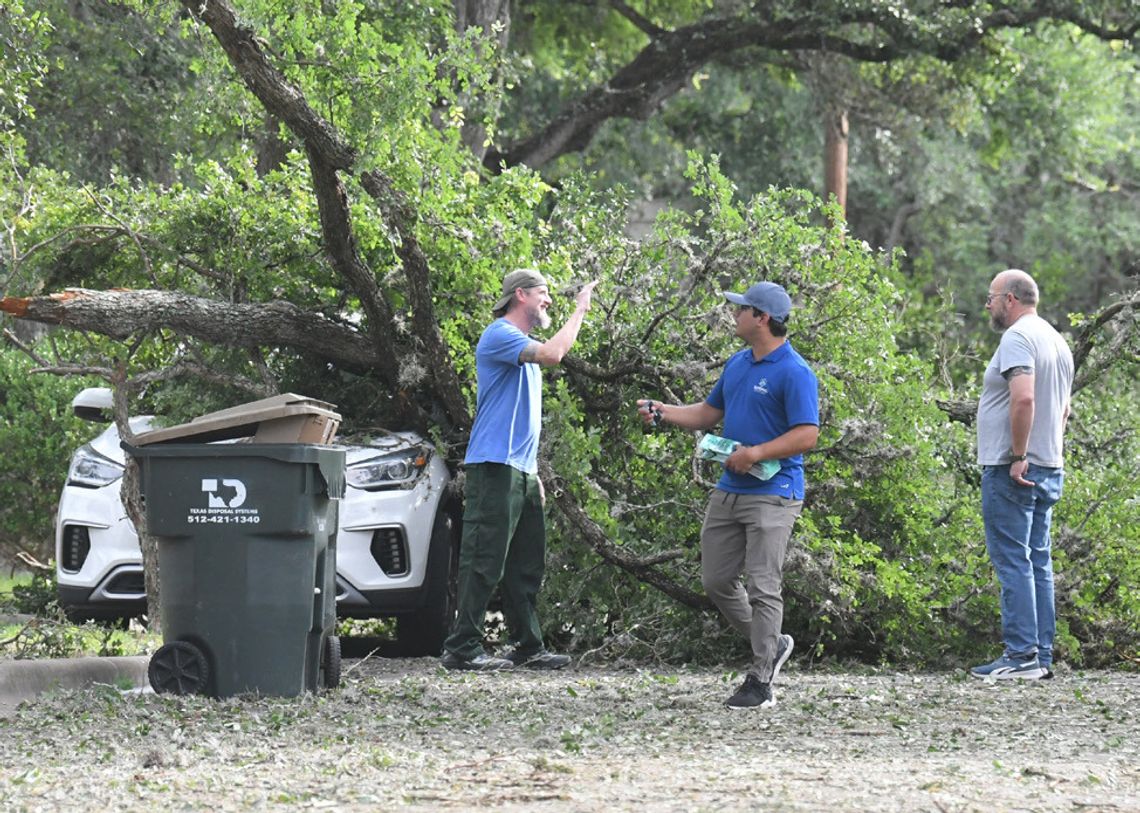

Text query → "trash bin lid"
[131,393,342,446]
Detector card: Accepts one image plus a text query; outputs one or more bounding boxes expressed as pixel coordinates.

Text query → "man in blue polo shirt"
[637,281,819,708]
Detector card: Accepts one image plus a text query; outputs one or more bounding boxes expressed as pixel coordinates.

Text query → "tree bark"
[824,108,849,219]
[1,289,383,374]
[110,374,161,629]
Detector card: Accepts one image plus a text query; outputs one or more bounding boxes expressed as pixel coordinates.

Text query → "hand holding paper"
[698,434,780,481]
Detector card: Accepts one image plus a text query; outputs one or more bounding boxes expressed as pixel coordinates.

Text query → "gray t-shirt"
[977,313,1074,467]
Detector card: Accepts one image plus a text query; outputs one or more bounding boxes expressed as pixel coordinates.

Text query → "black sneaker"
[772,634,794,683]
[440,651,515,671]
[1041,667,1054,680]
[726,673,775,709]
[503,649,571,670]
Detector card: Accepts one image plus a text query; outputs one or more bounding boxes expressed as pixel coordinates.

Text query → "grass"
[0,615,160,660]
[1,569,159,660]
[0,570,35,595]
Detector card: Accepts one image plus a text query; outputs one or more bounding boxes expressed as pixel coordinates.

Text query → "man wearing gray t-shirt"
[971,269,1074,680]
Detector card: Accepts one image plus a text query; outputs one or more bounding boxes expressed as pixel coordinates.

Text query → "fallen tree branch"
[182,0,469,429]
[1,288,382,374]
[539,460,713,610]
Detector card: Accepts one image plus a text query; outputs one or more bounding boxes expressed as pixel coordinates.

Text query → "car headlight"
[346,449,429,491]
[67,445,124,488]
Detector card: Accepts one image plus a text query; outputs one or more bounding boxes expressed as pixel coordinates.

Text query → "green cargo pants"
[443,463,547,660]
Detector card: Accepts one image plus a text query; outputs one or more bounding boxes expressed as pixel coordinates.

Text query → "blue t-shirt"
[464,319,542,474]
[706,342,819,498]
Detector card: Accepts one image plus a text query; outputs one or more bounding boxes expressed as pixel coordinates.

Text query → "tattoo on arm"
[518,343,540,364]
[1002,365,1033,380]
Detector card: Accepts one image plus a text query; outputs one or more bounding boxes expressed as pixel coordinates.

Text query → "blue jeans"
[981,464,1064,667]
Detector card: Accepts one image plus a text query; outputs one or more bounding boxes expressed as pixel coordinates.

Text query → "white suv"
[54,388,459,656]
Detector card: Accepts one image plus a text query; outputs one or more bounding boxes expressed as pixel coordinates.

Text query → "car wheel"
[395,506,459,656]
[149,640,210,695]
[321,634,342,690]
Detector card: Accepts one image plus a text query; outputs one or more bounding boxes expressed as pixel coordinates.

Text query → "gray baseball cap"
[724,282,792,322]
[493,268,549,314]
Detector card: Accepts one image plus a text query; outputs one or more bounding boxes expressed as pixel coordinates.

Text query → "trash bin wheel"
[321,634,341,690]
[149,641,210,695]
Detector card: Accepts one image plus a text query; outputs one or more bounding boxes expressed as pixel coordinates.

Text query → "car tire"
[63,609,132,630]
[395,505,459,657]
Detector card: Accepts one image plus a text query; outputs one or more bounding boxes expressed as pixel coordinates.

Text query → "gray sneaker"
[440,651,515,671]
[772,634,794,683]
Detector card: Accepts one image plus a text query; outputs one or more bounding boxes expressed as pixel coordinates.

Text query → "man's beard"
[535,308,552,330]
[989,311,1007,332]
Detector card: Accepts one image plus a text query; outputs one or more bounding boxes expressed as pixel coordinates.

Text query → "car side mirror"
[72,387,115,422]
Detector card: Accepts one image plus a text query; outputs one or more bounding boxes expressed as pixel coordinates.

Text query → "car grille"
[370,527,409,577]
[60,525,91,573]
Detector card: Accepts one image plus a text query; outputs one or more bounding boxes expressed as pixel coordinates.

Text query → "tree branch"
[305,147,402,385]
[1,288,382,374]
[1070,290,1140,390]
[488,3,1138,170]
[539,459,714,610]
[609,0,666,37]
[182,0,469,428]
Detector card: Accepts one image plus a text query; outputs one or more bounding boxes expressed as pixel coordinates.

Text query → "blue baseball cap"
[724,282,792,322]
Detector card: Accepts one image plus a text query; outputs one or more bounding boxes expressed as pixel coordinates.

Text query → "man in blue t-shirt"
[637,281,819,709]
[441,268,598,671]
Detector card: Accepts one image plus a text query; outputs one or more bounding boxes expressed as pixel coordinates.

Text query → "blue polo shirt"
[706,342,819,498]
[464,319,542,474]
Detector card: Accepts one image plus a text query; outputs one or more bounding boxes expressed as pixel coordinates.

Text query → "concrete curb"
[0,655,149,717]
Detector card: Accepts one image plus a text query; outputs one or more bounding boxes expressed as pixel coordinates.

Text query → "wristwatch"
[1012,453,1028,462]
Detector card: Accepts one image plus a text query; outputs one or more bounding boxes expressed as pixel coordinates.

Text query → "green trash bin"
[125,442,345,699]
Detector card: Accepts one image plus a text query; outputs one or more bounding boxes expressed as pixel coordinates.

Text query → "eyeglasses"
[985,291,1006,304]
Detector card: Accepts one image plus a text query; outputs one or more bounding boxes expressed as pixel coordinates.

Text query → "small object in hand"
[645,399,663,427]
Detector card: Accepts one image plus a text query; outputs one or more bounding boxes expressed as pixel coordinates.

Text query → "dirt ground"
[0,654,1137,812]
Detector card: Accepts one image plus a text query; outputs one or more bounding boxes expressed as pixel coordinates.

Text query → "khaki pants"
[700,489,803,681]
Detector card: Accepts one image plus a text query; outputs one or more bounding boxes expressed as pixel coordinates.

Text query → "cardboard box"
[132,393,342,446]
[252,413,339,444]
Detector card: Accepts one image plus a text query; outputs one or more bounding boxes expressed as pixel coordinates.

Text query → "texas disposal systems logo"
[202,478,246,508]
[187,477,261,524]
